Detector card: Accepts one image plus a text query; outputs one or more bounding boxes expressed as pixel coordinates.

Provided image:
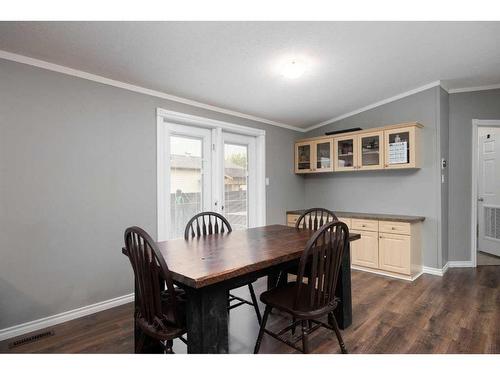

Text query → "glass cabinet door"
[334,136,357,171]
[295,142,312,173]
[314,140,333,172]
[384,127,416,168]
[358,131,384,170]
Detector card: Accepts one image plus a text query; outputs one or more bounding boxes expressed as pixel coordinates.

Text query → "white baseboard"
[422,263,447,276]
[448,260,474,268]
[0,293,134,342]
[351,265,422,281]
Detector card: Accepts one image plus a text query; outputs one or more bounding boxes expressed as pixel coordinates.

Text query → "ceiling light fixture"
[281,59,307,79]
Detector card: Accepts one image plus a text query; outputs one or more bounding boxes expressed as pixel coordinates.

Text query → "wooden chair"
[277,207,339,286]
[254,221,349,354]
[295,208,338,231]
[184,212,262,324]
[124,226,187,353]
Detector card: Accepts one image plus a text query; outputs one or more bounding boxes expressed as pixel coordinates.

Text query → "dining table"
[122,224,360,354]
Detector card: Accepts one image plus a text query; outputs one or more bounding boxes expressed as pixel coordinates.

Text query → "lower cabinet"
[378,233,411,275]
[351,230,379,269]
[285,213,422,281]
[351,220,422,280]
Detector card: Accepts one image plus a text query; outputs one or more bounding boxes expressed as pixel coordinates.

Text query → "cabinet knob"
[392,227,396,230]
[379,236,383,239]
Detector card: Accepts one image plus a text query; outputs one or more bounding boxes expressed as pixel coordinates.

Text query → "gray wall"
[0,59,305,329]
[303,87,442,268]
[438,88,449,267]
[448,89,500,262]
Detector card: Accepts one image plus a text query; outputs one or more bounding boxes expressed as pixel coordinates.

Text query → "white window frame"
[157,108,266,241]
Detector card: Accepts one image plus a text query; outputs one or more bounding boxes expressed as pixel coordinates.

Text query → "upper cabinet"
[384,126,418,169]
[295,122,422,174]
[295,139,333,173]
[295,141,312,173]
[359,131,384,170]
[334,135,357,171]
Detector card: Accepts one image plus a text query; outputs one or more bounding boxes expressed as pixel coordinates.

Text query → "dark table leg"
[332,241,352,329]
[267,271,279,290]
[185,285,229,353]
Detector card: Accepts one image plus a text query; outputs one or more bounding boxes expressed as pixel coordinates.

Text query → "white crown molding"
[448,83,500,94]
[4,48,499,133]
[0,49,305,133]
[304,81,443,133]
[0,293,133,342]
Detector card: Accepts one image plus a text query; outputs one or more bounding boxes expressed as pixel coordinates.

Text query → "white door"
[159,121,264,240]
[221,132,257,230]
[165,123,212,240]
[477,127,500,257]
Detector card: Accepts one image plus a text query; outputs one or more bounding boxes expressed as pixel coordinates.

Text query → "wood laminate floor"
[1,267,499,354]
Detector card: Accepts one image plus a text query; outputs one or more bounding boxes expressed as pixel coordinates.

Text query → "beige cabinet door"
[379,233,411,275]
[384,127,417,169]
[334,135,358,171]
[295,141,313,173]
[358,131,384,170]
[351,230,379,269]
[313,139,333,172]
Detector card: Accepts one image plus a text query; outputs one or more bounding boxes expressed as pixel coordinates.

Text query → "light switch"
[265,177,270,186]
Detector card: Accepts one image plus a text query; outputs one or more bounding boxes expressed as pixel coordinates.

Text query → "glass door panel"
[359,131,384,170]
[315,140,333,172]
[169,135,207,239]
[296,143,312,172]
[335,137,356,171]
[224,143,248,230]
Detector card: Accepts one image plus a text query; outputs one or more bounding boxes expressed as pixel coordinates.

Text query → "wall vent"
[484,206,500,240]
[8,330,55,349]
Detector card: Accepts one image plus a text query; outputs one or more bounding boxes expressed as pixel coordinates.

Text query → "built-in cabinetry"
[295,139,333,173]
[295,122,422,174]
[286,211,423,281]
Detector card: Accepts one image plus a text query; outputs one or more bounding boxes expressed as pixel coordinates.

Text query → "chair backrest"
[124,226,181,329]
[184,211,232,239]
[295,208,338,231]
[294,221,349,313]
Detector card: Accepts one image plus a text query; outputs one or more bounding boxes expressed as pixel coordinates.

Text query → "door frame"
[471,119,500,267]
[157,108,266,241]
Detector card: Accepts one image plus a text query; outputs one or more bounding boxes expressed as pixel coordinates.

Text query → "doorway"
[157,109,266,240]
[472,120,500,266]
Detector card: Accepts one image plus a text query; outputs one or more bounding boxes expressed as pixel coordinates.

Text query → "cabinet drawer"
[352,219,378,232]
[379,221,411,235]
[287,214,301,227]
[337,217,351,229]
[379,233,411,275]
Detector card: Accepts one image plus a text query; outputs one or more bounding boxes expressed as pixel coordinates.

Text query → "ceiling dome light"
[281,59,306,79]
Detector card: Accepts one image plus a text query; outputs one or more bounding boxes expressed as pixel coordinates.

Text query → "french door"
[159,119,263,240]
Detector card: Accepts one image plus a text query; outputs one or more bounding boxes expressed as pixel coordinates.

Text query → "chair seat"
[260,282,339,319]
[160,287,187,326]
[137,287,187,341]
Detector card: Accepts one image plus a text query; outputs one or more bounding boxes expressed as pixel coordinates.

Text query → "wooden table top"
[123,224,360,289]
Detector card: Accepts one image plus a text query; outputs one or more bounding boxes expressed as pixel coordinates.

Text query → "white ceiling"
[1,21,499,129]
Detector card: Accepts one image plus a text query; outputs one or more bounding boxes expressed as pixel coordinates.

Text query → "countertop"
[286,209,425,223]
